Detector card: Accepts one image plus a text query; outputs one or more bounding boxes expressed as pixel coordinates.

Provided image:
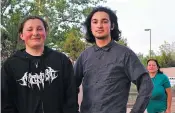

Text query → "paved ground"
[171,97,175,113]
[127,108,147,113]
[127,97,175,113]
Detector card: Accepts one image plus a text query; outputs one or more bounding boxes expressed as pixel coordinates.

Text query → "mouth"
[96,30,104,33]
[31,38,41,41]
[31,36,41,39]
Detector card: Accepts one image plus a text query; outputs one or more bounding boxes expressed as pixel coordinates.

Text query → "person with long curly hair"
[74,6,153,113]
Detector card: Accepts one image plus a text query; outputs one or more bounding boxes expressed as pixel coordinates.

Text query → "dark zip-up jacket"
[1,46,78,113]
[74,40,153,113]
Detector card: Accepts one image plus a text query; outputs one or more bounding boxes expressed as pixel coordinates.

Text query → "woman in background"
[147,59,172,113]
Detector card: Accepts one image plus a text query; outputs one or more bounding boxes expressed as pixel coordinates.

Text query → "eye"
[148,64,151,66]
[37,27,43,31]
[92,21,97,24]
[103,20,108,23]
[27,29,32,31]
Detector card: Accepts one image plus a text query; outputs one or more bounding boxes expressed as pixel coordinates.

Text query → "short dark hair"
[147,59,163,74]
[84,6,121,43]
[18,15,48,34]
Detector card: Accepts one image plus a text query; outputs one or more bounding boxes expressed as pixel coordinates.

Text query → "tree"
[158,41,175,67]
[137,53,148,66]
[138,41,175,67]
[117,37,128,46]
[1,0,26,63]
[62,27,85,60]
[1,0,107,63]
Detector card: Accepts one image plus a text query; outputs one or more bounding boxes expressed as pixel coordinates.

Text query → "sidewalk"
[127,108,147,113]
[127,97,175,113]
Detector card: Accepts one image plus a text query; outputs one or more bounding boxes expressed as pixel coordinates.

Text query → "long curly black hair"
[84,6,121,43]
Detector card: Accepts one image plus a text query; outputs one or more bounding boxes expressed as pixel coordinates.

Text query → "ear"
[20,33,25,40]
[111,23,114,30]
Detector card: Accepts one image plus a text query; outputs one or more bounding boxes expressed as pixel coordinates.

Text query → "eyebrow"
[91,18,109,21]
[26,26,43,29]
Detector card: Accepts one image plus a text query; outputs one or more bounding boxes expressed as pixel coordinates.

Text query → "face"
[20,19,47,49]
[147,60,158,73]
[91,11,112,40]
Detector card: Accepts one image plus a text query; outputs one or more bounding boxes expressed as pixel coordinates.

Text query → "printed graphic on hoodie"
[17,67,58,90]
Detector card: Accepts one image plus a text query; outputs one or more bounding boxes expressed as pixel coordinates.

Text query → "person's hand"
[165,108,171,113]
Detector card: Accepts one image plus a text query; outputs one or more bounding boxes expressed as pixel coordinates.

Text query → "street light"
[144,29,152,58]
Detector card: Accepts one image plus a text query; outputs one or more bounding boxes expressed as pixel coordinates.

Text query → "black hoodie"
[1,46,78,113]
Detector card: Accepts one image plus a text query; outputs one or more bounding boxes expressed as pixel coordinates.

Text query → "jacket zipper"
[42,101,44,113]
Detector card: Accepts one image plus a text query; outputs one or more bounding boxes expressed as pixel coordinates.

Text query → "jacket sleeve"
[1,61,18,113]
[73,54,84,112]
[124,50,153,113]
[62,57,78,113]
[130,74,153,113]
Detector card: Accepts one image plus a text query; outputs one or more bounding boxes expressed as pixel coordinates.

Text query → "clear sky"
[99,0,175,55]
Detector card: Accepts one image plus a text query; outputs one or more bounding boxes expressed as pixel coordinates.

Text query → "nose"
[149,65,152,68]
[150,65,154,69]
[97,22,103,28]
[33,29,39,36]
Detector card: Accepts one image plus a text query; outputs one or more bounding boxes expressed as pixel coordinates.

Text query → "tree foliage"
[118,37,128,46]
[158,41,175,67]
[62,27,85,60]
[138,41,175,67]
[1,0,106,62]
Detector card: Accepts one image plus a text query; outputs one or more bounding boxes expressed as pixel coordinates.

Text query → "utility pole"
[144,29,152,58]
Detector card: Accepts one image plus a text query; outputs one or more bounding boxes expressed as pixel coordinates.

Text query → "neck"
[95,37,112,47]
[25,46,44,56]
[149,72,157,78]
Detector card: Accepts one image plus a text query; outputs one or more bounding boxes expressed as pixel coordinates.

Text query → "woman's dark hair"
[84,6,121,43]
[18,16,48,34]
[147,59,163,74]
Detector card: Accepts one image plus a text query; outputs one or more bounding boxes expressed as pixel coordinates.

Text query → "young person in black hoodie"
[1,16,78,113]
